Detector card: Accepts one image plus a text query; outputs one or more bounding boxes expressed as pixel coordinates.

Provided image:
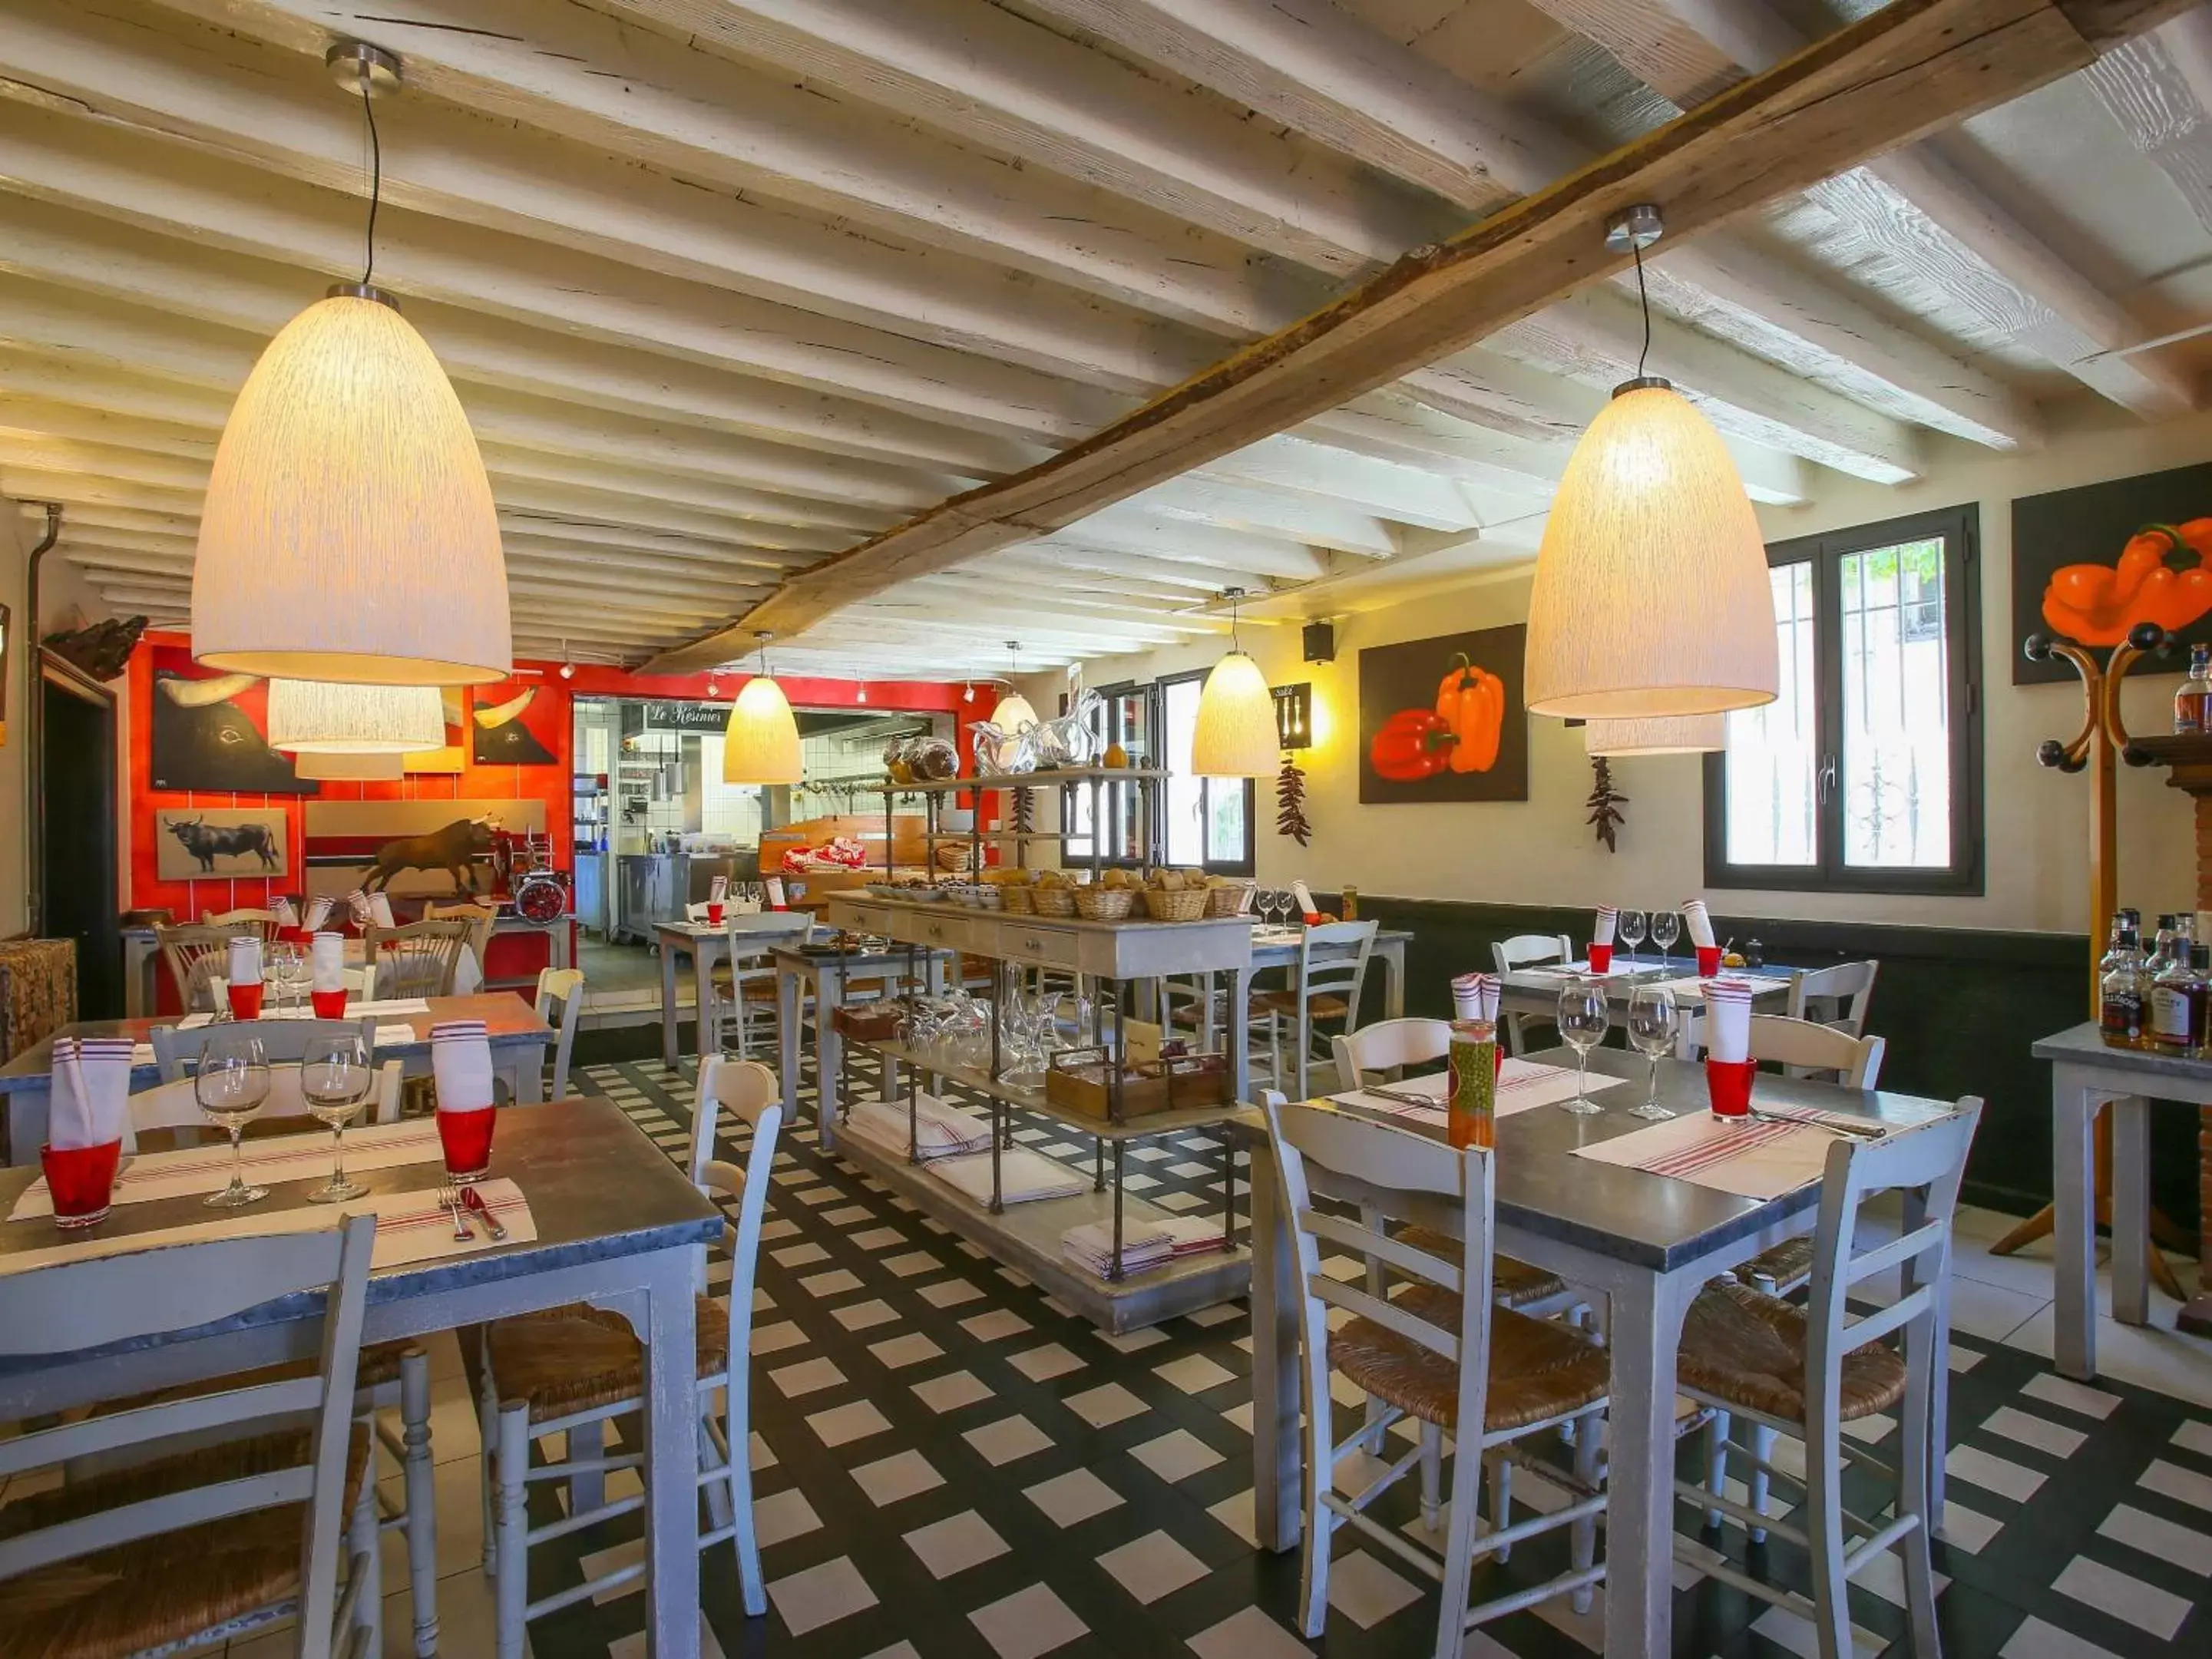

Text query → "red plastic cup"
[1695,945,1722,977]
[1705,1057,1757,1119]
[1588,942,1614,973]
[706,902,726,927]
[311,988,349,1020]
[438,1108,496,1183]
[227,980,265,1021]
[41,1140,121,1228]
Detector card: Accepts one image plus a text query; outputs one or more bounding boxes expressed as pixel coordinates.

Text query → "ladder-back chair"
[155,920,261,1014]
[534,967,585,1100]
[1254,919,1376,1099]
[1488,933,1574,1056]
[365,919,474,1000]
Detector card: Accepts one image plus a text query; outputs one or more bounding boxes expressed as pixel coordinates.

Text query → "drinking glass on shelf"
[1618,909,1647,970]
[1650,910,1681,971]
[1625,983,1679,1120]
[301,1033,375,1201]
[196,1028,271,1208]
[1556,977,1609,1115]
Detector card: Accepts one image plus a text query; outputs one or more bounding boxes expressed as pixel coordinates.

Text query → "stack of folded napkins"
[845,1092,992,1161]
[1063,1218,1172,1277]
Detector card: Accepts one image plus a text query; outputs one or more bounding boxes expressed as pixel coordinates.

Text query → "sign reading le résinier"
[642,701,729,732]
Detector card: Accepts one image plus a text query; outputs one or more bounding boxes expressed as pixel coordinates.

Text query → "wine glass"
[1650,910,1681,971]
[1626,983,1679,1119]
[302,1033,375,1201]
[196,1028,271,1208]
[274,943,313,1016]
[1556,978,1609,1115]
[1618,909,1648,970]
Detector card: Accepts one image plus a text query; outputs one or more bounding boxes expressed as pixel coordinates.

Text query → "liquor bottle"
[2177,643,2212,734]
[2194,945,2212,1058]
[2152,940,2204,1056]
[2148,916,2178,980]
[2101,924,2149,1049]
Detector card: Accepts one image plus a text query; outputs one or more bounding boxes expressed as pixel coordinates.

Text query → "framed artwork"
[2012,461,2212,684]
[147,646,319,794]
[405,689,468,775]
[303,797,547,899]
[154,808,290,881]
[1357,623,1529,804]
[471,679,560,765]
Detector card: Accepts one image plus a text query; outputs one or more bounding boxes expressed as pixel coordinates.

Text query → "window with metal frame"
[1703,504,1983,895]
[1060,673,1255,874]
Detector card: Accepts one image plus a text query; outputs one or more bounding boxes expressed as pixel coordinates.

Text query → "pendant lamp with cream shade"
[1191,589,1278,778]
[266,680,445,754]
[296,750,407,782]
[191,44,510,689]
[1582,714,1726,757]
[723,633,802,785]
[990,643,1040,732]
[1525,207,1777,721]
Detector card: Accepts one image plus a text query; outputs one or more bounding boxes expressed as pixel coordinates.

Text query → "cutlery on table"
[1364,1084,1443,1109]
[461,1184,509,1241]
[1749,1108,1886,1140]
[439,1181,474,1241]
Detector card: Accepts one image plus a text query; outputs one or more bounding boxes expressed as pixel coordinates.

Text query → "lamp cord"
[359,71,382,286]
[1632,237,1651,380]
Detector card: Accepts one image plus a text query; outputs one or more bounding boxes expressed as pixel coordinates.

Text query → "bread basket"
[1074,886,1136,921]
[1143,887,1208,921]
[1205,881,1255,918]
[1033,886,1078,917]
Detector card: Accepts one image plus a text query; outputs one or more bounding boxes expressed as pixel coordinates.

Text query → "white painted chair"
[1489,933,1574,1056]
[1253,919,1376,1099]
[1788,960,1881,1038]
[1680,1012,1886,1088]
[476,1057,785,1651]
[534,966,585,1099]
[150,1015,384,1082]
[0,1212,382,1658]
[1677,1100,1982,1659]
[1259,1090,1609,1652]
[203,905,286,944]
[123,1057,440,1655]
[364,918,474,1000]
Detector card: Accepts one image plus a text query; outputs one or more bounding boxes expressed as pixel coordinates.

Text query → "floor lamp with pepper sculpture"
[1990,621,2191,1296]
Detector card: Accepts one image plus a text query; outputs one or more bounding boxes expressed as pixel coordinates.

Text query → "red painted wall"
[125,630,994,918]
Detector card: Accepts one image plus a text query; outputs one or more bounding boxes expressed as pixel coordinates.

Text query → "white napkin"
[709,874,729,902]
[1704,977,1754,1063]
[273,897,299,930]
[1291,881,1320,923]
[303,895,334,932]
[369,892,395,929]
[48,1036,133,1148]
[430,1019,495,1113]
[1593,906,1618,947]
[1452,971,1499,1023]
[226,935,263,990]
[1683,899,1717,950]
[765,876,787,911]
[311,931,346,993]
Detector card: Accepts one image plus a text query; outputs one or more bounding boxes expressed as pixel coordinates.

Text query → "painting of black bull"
[166,816,280,874]
[363,817,497,895]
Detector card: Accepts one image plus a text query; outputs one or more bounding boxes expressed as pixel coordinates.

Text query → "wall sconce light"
[1273,682,1313,751]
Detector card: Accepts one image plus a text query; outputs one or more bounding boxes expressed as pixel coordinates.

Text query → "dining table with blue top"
[1238,1044,1973,1659]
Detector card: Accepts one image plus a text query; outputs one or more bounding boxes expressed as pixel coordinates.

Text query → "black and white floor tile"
[197,1051,2212,1657]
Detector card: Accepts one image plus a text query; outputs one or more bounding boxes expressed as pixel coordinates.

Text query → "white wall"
[1060,402,2212,936]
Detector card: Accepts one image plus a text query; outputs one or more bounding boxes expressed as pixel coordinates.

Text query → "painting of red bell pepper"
[1358,624,1527,804]
[2015,462,2212,686]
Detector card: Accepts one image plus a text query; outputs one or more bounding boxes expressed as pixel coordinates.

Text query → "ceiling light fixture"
[1525,204,1777,720]
[190,42,510,687]
[722,631,802,785]
[266,679,445,754]
[1582,714,1727,757]
[1191,588,1277,778]
[558,641,575,682]
[296,749,407,782]
[990,643,1040,732]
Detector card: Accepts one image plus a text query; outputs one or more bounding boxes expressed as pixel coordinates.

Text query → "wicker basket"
[1074,886,1136,921]
[1033,886,1078,917]
[932,842,974,874]
[1000,884,1035,914]
[1143,887,1209,921]
[1205,881,1255,918]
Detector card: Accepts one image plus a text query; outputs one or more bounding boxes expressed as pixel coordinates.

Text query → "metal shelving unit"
[880,766,1167,881]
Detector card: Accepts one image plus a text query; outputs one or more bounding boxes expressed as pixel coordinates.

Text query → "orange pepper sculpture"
[1435,653,1505,773]
[2042,519,2212,646]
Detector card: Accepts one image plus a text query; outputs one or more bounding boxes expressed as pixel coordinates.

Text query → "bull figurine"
[362,816,499,896]
[165,815,279,874]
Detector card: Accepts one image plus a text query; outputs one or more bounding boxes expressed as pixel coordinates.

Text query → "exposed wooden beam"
[645,0,2183,671]
[1133,476,1397,557]
[2081,15,2212,236]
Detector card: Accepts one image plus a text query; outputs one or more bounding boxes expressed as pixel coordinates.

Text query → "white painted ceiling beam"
[2083,16,2212,236]
[1536,0,2189,417]
[997,544,1265,593]
[1131,477,1397,557]
[0,0,1213,395]
[493,516,819,570]
[895,573,1228,633]
[1199,435,1485,531]
[1052,510,1334,582]
[142,0,1324,336]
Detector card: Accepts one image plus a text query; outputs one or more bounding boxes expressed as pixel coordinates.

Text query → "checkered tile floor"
[479,1056,2212,1658]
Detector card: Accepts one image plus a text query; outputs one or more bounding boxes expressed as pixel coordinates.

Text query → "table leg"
[636,1253,703,1659]
[2111,1093,2152,1326]
[816,967,843,1148]
[2053,1075,2101,1381]
[1602,1269,1696,1659]
[1229,967,1253,1104]
[778,966,804,1138]
[7,1084,51,1168]
[1900,1188,1950,1521]
[506,1039,547,1105]
[1380,940,1405,1021]
[660,940,682,1071]
[693,937,720,1065]
[1245,1134,1302,1553]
